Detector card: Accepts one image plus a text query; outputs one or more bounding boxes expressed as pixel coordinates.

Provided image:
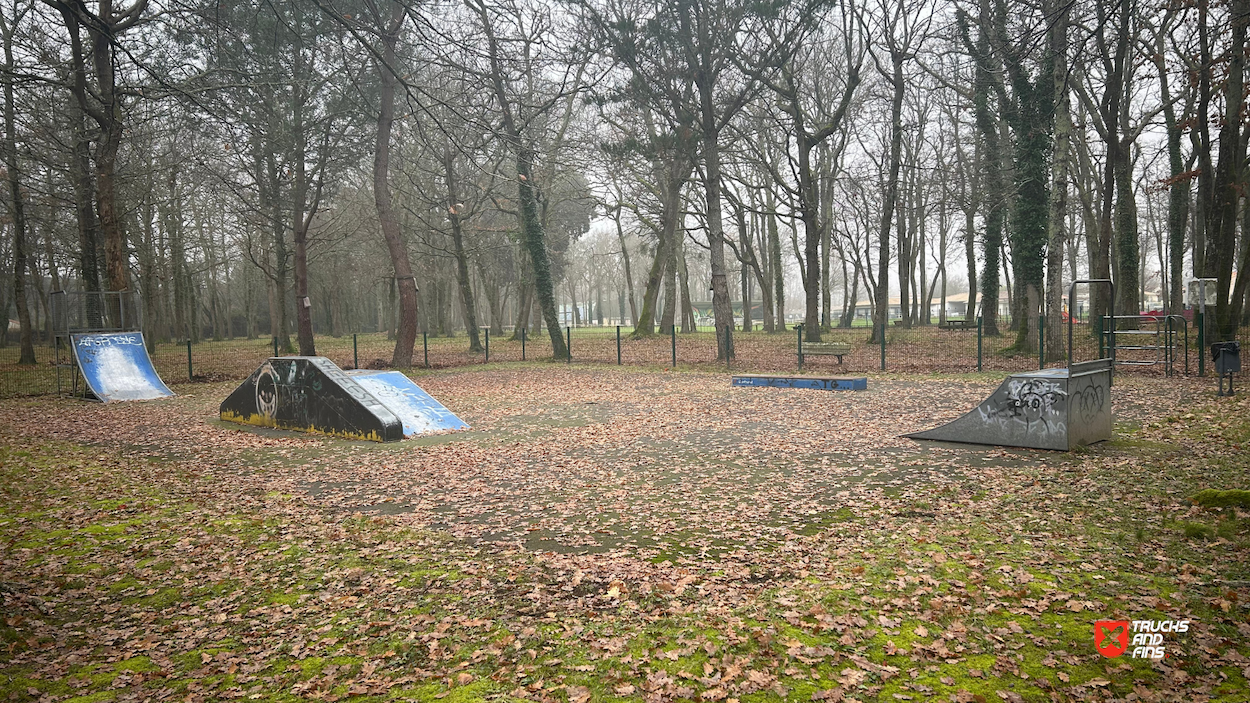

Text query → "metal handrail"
[1068,279,1115,369]
[1104,315,1162,366]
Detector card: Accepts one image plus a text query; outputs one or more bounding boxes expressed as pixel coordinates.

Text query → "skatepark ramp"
[346,370,470,436]
[71,332,174,402]
[732,374,867,391]
[220,357,468,442]
[906,359,1112,451]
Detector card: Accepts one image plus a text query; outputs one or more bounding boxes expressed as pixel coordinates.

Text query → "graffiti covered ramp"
[906,360,1112,451]
[71,332,175,402]
[732,374,867,391]
[219,357,404,442]
[346,370,469,437]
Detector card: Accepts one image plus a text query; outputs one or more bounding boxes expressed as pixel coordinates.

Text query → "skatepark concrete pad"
[732,374,867,391]
[346,370,469,437]
[220,357,403,442]
[71,332,174,402]
[906,359,1113,451]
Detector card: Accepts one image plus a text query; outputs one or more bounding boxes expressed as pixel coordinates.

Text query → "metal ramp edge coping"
[904,358,1113,451]
[69,332,175,403]
[732,374,867,391]
[219,356,466,442]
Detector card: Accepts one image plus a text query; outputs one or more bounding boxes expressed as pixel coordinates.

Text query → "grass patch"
[1190,488,1250,508]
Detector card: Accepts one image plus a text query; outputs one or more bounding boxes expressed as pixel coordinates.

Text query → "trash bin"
[1211,341,1240,396]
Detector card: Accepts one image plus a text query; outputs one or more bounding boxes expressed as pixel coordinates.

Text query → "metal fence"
[1,317,1245,399]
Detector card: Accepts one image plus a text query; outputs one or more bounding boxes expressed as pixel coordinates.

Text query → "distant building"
[850,291,1010,320]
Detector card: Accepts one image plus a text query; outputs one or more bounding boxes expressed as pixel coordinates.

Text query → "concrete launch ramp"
[71,332,174,402]
[732,374,867,391]
[346,370,469,437]
[220,357,404,442]
[906,359,1112,451]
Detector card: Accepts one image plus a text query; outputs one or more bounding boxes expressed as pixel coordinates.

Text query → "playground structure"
[219,356,467,442]
[51,290,174,402]
[907,280,1116,451]
[1101,314,1188,375]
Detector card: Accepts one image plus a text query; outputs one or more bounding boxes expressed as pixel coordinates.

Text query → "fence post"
[273,336,279,357]
[485,329,490,363]
[1197,312,1205,377]
[977,316,983,372]
[879,320,886,371]
[187,340,193,381]
[353,333,358,369]
[796,324,804,371]
[1038,315,1045,370]
[522,328,526,361]
[423,331,429,368]
[566,326,572,363]
[616,325,621,365]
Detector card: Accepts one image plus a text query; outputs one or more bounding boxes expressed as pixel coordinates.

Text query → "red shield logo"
[1094,620,1129,658]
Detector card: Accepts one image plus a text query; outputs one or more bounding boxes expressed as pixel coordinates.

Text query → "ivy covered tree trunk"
[515,151,567,359]
[1045,0,1071,361]
[473,0,566,359]
[962,2,1004,336]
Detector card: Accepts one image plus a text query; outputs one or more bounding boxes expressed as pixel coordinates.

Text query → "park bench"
[939,319,976,330]
[798,341,852,366]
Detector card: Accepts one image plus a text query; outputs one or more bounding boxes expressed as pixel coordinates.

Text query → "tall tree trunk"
[795,115,822,341]
[510,250,531,339]
[473,0,567,359]
[373,4,419,366]
[768,191,785,331]
[636,160,688,337]
[741,265,751,332]
[54,0,147,324]
[1045,0,1071,361]
[1153,14,1189,315]
[964,2,1003,336]
[661,221,677,333]
[873,52,905,344]
[754,212,775,332]
[699,127,734,360]
[66,72,100,303]
[3,9,33,363]
[1090,0,1129,329]
[612,206,638,326]
[820,171,833,331]
[262,134,291,351]
[961,139,978,324]
[1211,0,1248,339]
[291,101,315,356]
[445,149,482,352]
[677,230,695,332]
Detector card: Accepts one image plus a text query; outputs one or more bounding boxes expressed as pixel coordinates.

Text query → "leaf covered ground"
[1,365,1247,703]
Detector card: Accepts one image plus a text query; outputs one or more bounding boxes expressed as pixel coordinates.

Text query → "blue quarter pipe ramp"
[71,332,174,402]
[905,359,1113,451]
